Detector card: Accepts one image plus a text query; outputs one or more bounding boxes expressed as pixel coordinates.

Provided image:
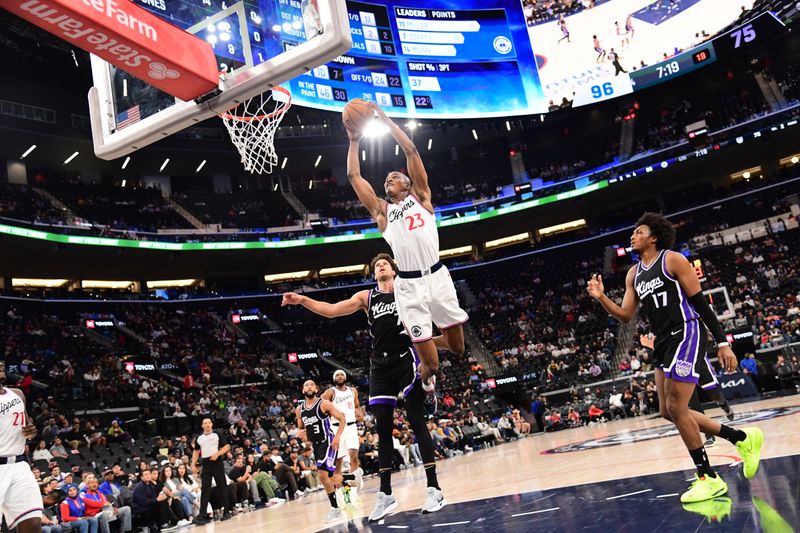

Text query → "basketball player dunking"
[0,359,43,533]
[587,213,763,503]
[344,102,469,411]
[320,370,364,493]
[282,253,447,520]
[593,35,606,62]
[296,380,348,524]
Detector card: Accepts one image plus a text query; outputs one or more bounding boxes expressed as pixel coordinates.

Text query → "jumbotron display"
[126,0,776,119]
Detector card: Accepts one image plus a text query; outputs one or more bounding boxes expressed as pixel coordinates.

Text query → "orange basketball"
[342,99,374,132]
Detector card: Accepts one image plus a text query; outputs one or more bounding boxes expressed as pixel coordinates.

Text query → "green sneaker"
[680,474,728,503]
[735,427,764,479]
[682,496,732,523]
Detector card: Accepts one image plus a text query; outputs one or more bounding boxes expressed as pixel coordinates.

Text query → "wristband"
[716,342,730,348]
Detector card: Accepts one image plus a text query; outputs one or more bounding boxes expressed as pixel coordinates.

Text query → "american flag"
[116,105,140,130]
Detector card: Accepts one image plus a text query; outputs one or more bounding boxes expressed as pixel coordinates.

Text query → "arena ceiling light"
[427,138,432,150]
[264,270,310,283]
[81,280,134,289]
[472,129,478,141]
[538,218,587,237]
[362,149,366,161]
[730,166,762,182]
[363,119,390,138]
[63,151,79,165]
[314,155,322,168]
[395,145,399,156]
[439,245,473,259]
[12,278,69,288]
[779,154,800,167]
[196,160,207,173]
[505,120,512,131]
[159,158,170,172]
[407,121,418,130]
[484,232,530,250]
[20,144,36,159]
[147,279,198,288]
[281,157,288,170]
[319,264,367,277]
[121,156,130,170]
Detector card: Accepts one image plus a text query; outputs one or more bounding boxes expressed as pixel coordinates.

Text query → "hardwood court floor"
[199,395,800,532]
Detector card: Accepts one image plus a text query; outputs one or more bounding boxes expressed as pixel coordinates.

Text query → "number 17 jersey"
[634,249,699,337]
[383,193,439,271]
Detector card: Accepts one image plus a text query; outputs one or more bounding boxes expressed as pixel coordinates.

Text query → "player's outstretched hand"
[368,101,390,121]
[639,334,655,350]
[331,435,341,450]
[22,423,37,439]
[281,292,303,306]
[587,274,605,300]
[717,345,738,373]
[343,119,363,142]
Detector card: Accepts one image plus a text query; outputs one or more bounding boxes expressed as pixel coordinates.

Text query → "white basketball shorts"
[395,265,469,343]
[0,461,43,528]
[332,424,360,459]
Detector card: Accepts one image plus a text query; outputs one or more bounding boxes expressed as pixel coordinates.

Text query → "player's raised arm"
[282,290,369,318]
[370,103,432,205]
[587,268,640,323]
[345,127,387,230]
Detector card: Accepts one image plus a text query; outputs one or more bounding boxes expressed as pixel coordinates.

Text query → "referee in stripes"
[191,418,232,524]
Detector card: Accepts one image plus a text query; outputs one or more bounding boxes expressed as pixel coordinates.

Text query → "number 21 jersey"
[383,193,439,271]
[0,388,26,456]
[634,249,699,336]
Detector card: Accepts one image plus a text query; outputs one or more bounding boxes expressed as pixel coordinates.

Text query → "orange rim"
[219,86,292,122]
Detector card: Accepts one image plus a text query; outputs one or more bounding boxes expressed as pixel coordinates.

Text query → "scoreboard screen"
[289,0,547,117]
[126,0,779,120]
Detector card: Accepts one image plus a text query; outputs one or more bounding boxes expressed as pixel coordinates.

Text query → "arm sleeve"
[60,502,78,523]
[688,292,728,344]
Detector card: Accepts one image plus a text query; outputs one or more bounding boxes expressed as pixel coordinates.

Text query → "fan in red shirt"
[588,404,605,423]
[82,475,133,533]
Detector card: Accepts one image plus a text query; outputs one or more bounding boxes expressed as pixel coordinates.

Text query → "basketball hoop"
[219,86,292,174]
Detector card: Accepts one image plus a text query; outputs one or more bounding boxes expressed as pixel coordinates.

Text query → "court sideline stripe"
[511,506,560,517]
[432,521,471,527]
[606,489,652,500]
[656,493,679,498]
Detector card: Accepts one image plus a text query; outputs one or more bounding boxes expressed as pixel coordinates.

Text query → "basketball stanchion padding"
[219,86,292,174]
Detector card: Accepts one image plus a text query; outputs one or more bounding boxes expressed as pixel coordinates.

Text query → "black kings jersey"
[634,249,699,336]
[367,287,410,356]
[300,398,332,446]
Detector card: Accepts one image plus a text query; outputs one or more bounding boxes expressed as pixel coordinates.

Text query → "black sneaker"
[221,512,233,521]
[193,517,210,526]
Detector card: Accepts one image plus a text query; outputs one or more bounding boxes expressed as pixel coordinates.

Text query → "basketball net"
[219,86,291,174]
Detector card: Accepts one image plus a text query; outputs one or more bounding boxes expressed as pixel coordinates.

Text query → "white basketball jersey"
[331,387,357,424]
[383,194,439,271]
[0,389,26,457]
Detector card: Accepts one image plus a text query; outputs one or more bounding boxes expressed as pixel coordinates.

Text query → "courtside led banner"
[3,0,218,100]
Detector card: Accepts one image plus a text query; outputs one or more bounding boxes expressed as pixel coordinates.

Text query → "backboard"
[88,0,351,161]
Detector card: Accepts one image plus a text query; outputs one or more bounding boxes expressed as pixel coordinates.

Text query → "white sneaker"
[177,519,192,528]
[352,467,364,489]
[421,487,446,514]
[294,489,305,498]
[268,498,286,507]
[368,492,398,521]
[323,507,344,523]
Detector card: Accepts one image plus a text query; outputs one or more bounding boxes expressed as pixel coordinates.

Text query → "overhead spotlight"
[395,144,399,156]
[63,151,79,165]
[272,24,282,32]
[743,171,751,179]
[121,156,130,169]
[792,156,799,164]
[121,179,126,187]
[281,156,288,169]
[506,120,511,131]
[427,138,432,150]
[21,144,36,158]
[472,129,478,140]
[196,159,207,173]
[273,183,279,191]
[363,119,390,138]
[407,121,418,130]
[123,78,128,98]
[314,155,322,168]
[160,158,170,172]
[308,180,313,189]
[362,149,366,161]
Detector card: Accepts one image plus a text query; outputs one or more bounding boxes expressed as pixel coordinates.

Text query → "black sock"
[328,491,338,508]
[342,473,355,481]
[380,469,392,495]
[717,424,747,445]
[425,464,440,489]
[689,446,716,478]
